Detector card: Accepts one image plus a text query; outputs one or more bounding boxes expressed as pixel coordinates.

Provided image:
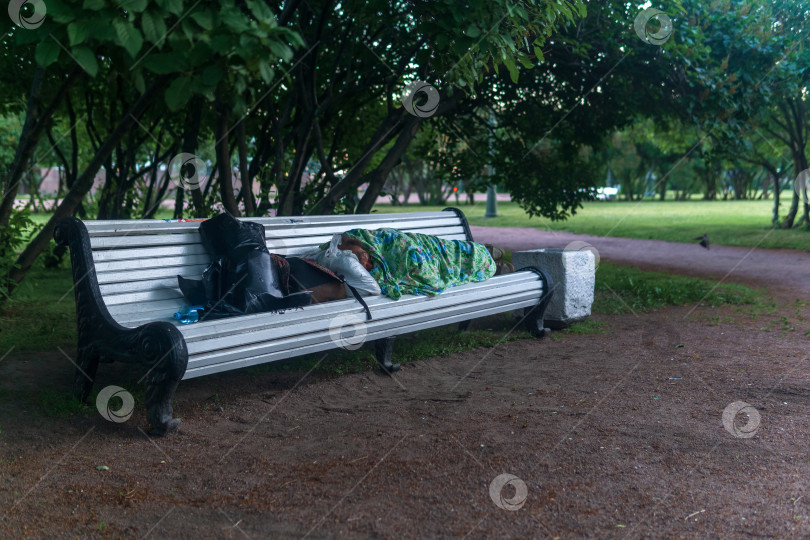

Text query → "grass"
[0,266,77,353]
[593,262,760,315]
[35,388,92,418]
[373,199,810,251]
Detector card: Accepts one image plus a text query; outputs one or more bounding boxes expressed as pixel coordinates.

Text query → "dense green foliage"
[1,0,809,298]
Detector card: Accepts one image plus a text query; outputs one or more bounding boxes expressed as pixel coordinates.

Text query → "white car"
[595,186,618,201]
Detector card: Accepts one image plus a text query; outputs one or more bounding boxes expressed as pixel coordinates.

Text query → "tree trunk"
[658,174,667,201]
[355,116,422,214]
[173,185,185,219]
[237,120,256,216]
[308,112,404,215]
[1,67,80,221]
[215,102,240,217]
[783,191,800,228]
[783,154,808,228]
[4,77,168,299]
[183,96,205,216]
[0,67,46,228]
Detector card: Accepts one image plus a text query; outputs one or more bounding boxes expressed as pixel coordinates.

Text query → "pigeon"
[694,234,709,250]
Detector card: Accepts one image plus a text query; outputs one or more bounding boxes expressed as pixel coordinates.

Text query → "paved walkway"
[470,225,810,296]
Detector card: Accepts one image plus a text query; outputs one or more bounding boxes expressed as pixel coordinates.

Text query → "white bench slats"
[103,287,185,306]
[91,229,469,264]
[110,302,187,326]
[99,276,192,296]
[85,216,461,239]
[183,297,537,379]
[87,212,472,321]
[82,212,456,236]
[187,297,536,377]
[87,224,466,250]
[95,254,213,273]
[97,266,207,288]
[92,243,209,262]
[93,234,469,286]
[184,280,540,357]
[179,272,535,340]
[90,236,470,285]
[109,271,536,330]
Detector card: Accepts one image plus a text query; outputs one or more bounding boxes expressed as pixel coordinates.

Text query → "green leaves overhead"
[82,0,105,10]
[165,76,192,110]
[34,39,60,67]
[12,0,303,114]
[155,0,183,16]
[140,10,168,45]
[142,53,184,74]
[118,0,148,12]
[502,55,519,83]
[70,46,99,76]
[66,22,87,47]
[422,0,587,91]
[113,20,144,59]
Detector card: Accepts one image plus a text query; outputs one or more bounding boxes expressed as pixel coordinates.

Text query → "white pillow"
[307,234,381,297]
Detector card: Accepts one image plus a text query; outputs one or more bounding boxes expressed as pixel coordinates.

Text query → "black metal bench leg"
[72,346,99,403]
[374,337,400,375]
[146,370,182,437]
[523,305,552,338]
[522,267,555,339]
[458,320,471,332]
[138,324,188,437]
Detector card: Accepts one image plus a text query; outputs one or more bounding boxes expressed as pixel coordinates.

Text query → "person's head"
[338,242,374,271]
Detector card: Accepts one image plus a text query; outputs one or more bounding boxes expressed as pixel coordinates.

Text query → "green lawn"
[373,199,810,251]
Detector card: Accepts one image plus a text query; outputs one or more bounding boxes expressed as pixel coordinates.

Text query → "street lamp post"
[484,184,498,218]
[485,109,498,218]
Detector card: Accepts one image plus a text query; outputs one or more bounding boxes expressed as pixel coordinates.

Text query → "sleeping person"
[331,228,507,300]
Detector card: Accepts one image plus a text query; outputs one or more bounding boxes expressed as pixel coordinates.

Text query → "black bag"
[177,213,312,320]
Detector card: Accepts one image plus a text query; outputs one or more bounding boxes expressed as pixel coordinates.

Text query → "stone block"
[512,248,595,329]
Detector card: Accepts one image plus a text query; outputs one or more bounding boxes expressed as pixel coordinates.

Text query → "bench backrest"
[84,210,471,327]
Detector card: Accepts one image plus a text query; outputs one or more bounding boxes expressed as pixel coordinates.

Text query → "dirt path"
[1,233,809,538]
[471,225,810,296]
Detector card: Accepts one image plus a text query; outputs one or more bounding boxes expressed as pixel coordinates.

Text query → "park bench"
[55,208,553,435]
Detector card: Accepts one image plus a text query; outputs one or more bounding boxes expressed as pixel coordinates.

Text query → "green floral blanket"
[339,228,496,300]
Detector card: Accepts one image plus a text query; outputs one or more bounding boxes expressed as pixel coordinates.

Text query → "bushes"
[0,209,38,297]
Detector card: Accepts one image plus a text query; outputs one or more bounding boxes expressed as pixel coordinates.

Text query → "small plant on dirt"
[0,208,38,301]
[36,389,90,418]
[550,320,604,339]
[760,316,798,333]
